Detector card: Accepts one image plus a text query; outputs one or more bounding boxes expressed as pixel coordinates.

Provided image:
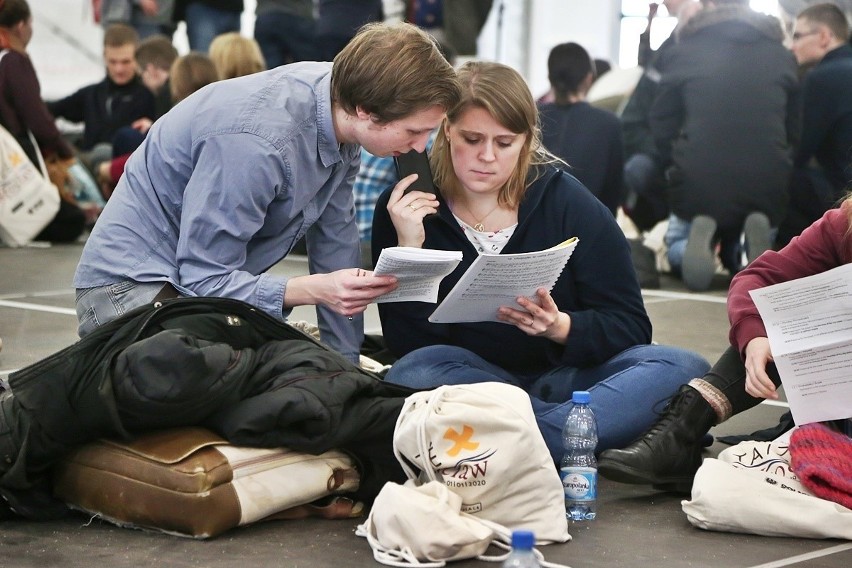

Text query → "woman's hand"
[498,288,571,344]
[285,269,398,317]
[744,337,778,399]
[386,174,439,248]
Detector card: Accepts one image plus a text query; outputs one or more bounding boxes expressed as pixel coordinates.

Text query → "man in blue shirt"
[74,22,461,362]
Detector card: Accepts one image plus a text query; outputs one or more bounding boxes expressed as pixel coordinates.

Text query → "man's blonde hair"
[431,61,560,209]
[331,22,460,123]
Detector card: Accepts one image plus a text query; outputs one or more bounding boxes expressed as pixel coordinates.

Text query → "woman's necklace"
[461,201,502,232]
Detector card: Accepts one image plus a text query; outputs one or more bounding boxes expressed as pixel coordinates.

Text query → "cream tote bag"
[392,382,570,544]
[682,438,852,539]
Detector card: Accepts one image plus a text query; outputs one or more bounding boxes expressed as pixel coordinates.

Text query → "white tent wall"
[477,0,622,101]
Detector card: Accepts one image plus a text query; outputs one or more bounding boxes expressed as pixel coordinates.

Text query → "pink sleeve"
[728,207,852,355]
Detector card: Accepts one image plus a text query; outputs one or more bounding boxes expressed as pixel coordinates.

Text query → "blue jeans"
[254,11,318,68]
[185,2,241,53]
[384,344,711,463]
[75,281,171,337]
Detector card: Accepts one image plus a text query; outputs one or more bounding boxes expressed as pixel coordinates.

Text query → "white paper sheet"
[372,247,463,303]
[749,263,852,424]
[428,238,578,324]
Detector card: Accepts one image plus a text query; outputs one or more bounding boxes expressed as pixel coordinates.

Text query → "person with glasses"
[777,2,852,246]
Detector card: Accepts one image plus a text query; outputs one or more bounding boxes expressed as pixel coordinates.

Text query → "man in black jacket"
[46,23,155,170]
[651,0,800,291]
[778,2,852,246]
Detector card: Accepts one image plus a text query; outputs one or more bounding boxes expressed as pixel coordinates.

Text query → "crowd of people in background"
[9,0,850,296]
[0,0,850,515]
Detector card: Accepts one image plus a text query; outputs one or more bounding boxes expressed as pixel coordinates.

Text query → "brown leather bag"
[53,427,363,538]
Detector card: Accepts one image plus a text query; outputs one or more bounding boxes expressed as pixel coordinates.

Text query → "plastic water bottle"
[501,530,540,568]
[561,390,598,522]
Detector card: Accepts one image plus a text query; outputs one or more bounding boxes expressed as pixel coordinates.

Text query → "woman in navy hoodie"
[371,61,709,463]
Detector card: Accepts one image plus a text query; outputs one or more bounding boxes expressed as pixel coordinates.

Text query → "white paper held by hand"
[749,263,852,424]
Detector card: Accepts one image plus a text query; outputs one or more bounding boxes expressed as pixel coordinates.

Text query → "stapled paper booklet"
[372,247,463,303]
[749,263,852,424]
[428,237,579,324]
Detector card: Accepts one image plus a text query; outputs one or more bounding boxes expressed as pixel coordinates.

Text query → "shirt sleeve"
[305,154,363,362]
[728,207,850,355]
[174,132,288,321]
[46,87,86,124]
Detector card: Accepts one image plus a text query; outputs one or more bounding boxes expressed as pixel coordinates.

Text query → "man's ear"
[355,106,374,121]
[817,24,835,49]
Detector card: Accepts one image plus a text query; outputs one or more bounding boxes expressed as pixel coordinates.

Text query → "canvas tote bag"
[0,122,60,246]
[392,382,570,544]
[682,437,852,539]
[356,479,571,568]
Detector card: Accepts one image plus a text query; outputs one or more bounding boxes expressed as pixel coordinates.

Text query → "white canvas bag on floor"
[682,439,852,539]
[0,122,60,247]
[392,382,570,544]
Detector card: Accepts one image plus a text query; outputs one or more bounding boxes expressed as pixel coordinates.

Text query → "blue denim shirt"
[74,62,364,360]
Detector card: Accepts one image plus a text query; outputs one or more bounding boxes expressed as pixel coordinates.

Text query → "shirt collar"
[316,71,358,167]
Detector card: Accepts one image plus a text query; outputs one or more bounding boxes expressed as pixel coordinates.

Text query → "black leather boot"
[598,385,716,493]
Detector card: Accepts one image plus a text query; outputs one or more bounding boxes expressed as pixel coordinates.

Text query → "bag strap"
[0,49,49,180]
[356,515,572,568]
[393,386,451,481]
[355,523,448,568]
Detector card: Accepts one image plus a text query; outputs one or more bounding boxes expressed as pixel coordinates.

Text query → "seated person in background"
[253,0,318,68]
[98,52,219,196]
[209,32,266,80]
[778,2,852,246]
[73,22,460,364]
[599,195,852,490]
[134,34,179,127]
[46,23,155,172]
[353,148,398,268]
[0,0,86,242]
[95,34,179,197]
[371,61,709,463]
[167,53,220,103]
[538,42,624,216]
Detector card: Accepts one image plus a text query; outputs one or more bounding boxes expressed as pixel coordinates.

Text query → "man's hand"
[744,337,778,399]
[132,118,154,134]
[285,269,398,317]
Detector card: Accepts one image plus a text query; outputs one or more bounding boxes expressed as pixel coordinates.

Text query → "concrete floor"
[1,241,850,568]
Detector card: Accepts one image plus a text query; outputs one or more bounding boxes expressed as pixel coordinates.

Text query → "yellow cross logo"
[9,151,22,167]
[443,425,479,457]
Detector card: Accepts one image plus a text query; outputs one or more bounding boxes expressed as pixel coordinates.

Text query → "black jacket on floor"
[5,297,414,501]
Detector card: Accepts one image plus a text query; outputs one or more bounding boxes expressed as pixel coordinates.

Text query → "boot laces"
[641,389,693,441]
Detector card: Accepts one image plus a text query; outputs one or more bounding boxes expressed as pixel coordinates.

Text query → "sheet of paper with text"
[749,263,852,424]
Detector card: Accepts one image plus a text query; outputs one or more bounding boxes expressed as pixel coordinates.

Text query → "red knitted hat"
[789,423,852,510]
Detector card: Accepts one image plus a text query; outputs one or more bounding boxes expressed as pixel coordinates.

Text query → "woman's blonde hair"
[208,32,266,80]
[431,61,561,209]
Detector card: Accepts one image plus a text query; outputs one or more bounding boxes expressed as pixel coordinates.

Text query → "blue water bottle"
[560,390,598,521]
[501,530,540,568]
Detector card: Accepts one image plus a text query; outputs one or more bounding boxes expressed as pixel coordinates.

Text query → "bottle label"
[561,467,597,501]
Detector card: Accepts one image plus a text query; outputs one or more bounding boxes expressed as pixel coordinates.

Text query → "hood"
[678,5,785,44]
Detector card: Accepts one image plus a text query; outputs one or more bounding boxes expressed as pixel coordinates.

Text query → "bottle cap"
[511,530,535,550]
[572,391,591,404]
